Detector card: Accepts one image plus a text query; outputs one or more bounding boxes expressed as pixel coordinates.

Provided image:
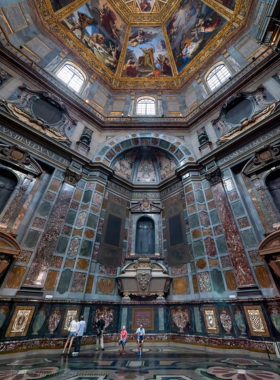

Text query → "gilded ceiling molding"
[36,0,54,19]
[115,25,132,78]
[106,0,132,23]
[160,0,182,23]
[161,24,178,77]
[53,0,88,20]
[201,0,234,22]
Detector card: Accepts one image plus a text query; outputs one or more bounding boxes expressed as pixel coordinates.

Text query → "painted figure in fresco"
[128,29,156,47]
[139,0,152,12]
[140,47,155,70]
[99,4,118,40]
[88,33,119,70]
[157,55,172,75]
[123,57,141,77]
[191,14,221,38]
[70,11,98,40]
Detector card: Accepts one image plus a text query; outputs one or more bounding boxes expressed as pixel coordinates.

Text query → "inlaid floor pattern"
[0,346,280,380]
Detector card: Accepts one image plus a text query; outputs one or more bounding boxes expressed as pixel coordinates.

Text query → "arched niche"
[258,230,280,290]
[266,170,280,214]
[92,133,196,169]
[0,169,18,214]
[135,216,155,255]
[0,232,21,282]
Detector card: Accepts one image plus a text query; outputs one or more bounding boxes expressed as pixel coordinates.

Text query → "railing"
[256,0,280,54]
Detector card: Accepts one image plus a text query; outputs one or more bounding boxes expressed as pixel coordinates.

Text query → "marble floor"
[0,346,280,380]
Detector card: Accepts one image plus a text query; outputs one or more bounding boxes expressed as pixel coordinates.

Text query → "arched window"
[0,170,17,214]
[56,63,85,92]
[136,97,156,116]
[206,64,231,92]
[266,170,280,213]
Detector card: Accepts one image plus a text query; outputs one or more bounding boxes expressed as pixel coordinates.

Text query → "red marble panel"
[204,237,217,257]
[211,182,255,286]
[186,192,195,205]
[24,183,75,287]
[228,191,239,202]
[199,211,210,227]
[2,178,31,225]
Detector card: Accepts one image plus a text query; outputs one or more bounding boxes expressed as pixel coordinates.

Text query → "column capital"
[64,166,82,186]
[205,167,222,186]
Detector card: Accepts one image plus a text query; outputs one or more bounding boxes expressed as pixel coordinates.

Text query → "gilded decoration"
[35,0,252,89]
[202,307,219,334]
[6,306,35,337]
[61,307,80,334]
[243,305,270,337]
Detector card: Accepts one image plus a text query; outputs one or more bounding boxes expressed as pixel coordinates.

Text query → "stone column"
[206,168,255,287]
[157,93,163,116]
[24,167,82,288]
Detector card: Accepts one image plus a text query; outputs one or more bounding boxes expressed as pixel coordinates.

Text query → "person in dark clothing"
[95,314,105,351]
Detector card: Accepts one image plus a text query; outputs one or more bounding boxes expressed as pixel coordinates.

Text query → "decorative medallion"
[171,306,190,332]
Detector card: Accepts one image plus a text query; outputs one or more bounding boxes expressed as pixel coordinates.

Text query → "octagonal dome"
[38,0,250,90]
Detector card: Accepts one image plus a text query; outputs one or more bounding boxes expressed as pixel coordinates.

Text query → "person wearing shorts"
[118,325,127,354]
[62,317,78,355]
[134,324,145,355]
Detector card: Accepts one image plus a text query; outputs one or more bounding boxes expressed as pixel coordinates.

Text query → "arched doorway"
[266,170,280,214]
[135,216,155,255]
[0,169,17,214]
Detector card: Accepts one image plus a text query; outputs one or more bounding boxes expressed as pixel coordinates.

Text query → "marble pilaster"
[206,169,255,287]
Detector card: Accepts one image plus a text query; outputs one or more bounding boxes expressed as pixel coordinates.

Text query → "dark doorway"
[0,170,17,214]
[135,216,155,255]
[266,170,280,214]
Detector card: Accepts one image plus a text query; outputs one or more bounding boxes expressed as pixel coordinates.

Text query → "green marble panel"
[24,230,41,248]
[56,236,69,253]
[241,229,258,248]
[232,201,245,217]
[216,236,228,254]
[82,190,92,203]
[87,214,98,229]
[193,240,204,257]
[210,209,220,225]
[80,240,93,257]
[38,201,52,217]
[211,269,225,294]
[189,214,199,229]
[65,210,77,225]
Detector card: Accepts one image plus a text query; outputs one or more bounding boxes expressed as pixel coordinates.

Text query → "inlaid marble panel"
[57,269,72,294]
[85,275,94,293]
[44,270,59,291]
[244,306,269,337]
[211,269,225,294]
[203,307,219,334]
[71,272,86,292]
[5,266,26,288]
[96,278,115,294]
[173,277,189,294]
[254,266,272,288]
[197,272,211,292]
[6,306,35,337]
[205,237,217,257]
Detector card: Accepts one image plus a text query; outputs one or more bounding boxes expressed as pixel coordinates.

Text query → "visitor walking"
[72,316,86,356]
[134,323,145,355]
[95,314,105,351]
[118,325,127,354]
[62,316,78,355]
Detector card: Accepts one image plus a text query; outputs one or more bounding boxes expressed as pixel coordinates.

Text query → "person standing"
[62,316,78,355]
[72,316,86,356]
[134,323,145,355]
[95,314,105,351]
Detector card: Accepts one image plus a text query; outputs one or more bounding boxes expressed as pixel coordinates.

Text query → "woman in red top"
[118,326,127,354]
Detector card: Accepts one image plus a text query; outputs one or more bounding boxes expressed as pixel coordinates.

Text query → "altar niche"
[135,216,155,255]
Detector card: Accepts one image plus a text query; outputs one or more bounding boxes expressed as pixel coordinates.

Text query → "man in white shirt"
[72,316,86,356]
[134,323,145,355]
[62,317,78,355]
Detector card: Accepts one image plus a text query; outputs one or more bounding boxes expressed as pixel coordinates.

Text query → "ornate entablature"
[35,0,253,90]
[212,86,280,145]
[0,86,77,146]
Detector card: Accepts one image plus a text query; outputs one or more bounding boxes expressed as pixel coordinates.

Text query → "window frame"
[204,60,232,93]
[54,60,87,94]
[135,96,157,116]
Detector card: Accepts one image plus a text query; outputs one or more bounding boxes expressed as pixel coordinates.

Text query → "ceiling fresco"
[36,0,252,89]
[166,0,227,73]
[122,26,173,77]
[60,0,127,74]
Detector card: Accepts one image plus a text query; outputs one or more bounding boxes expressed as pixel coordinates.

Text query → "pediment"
[130,199,162,213]
[0,232,21,256]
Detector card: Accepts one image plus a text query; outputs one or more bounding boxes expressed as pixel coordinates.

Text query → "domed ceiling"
[39,0,251,89]
[112,147,178,183]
